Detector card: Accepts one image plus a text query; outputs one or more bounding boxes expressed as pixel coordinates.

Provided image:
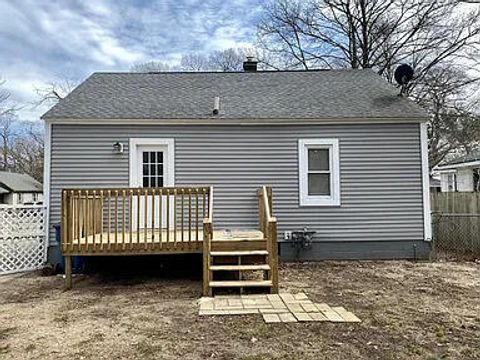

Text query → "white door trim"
[129,138,175,187]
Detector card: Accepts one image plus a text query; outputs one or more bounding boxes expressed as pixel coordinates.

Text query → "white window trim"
[299,139,340,206]
[129,138,175,187]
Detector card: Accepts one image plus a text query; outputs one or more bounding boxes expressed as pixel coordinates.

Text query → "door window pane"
[308,174,330,195]
[308,149,329,171]
[141,151,164,187]
[150,176,157,187]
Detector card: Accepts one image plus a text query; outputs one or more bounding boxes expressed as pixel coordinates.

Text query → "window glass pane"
[308,149,329,171]
[157,152,163,163]
[149,176,156,187]
[308,173,330,195]
[157,176,164,187]
[142,152,149,163]
[143,176,149,187]
[157,164,163,176]
[143,164,149,176]
[150,152,156,163]
[150,164,156,176]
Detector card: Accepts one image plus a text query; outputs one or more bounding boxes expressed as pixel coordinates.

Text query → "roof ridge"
[92,68,373,75]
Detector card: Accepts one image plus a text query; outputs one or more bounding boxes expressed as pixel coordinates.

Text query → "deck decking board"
[62,229,264,255]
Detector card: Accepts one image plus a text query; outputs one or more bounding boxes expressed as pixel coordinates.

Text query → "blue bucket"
[53,224,85,274]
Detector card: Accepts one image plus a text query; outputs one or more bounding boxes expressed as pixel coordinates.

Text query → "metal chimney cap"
[243,57,258,72]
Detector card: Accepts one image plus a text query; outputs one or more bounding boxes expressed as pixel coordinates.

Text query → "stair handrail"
[258,186,279,293]
[202,186,214,296]
[262,186,275,223]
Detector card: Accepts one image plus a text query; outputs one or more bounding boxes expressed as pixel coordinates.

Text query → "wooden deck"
[64,229,264,255]
[61,186,278,294]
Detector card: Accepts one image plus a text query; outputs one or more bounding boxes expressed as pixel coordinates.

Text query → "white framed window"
[447,172,457,192]
[299,139,340,206]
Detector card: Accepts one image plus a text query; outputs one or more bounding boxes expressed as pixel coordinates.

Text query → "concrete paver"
[199,292,361,324]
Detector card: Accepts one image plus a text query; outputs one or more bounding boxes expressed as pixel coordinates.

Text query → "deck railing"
[61,186,212,255]
[258,186,279,292]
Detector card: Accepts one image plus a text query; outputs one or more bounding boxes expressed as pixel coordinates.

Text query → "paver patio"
[198,292,361,323]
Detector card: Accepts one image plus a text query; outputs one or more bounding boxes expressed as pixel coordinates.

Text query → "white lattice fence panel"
[0,205,46,274]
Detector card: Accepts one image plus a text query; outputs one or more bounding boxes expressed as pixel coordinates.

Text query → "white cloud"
[0,0,262,120]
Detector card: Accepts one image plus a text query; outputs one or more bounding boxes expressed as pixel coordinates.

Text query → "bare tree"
[413,67,480,166]
[257,0,480,165]
[0,78,16,118]
[10,121,44,181]
[0,79,45,180]
[258,0,480,78]
[0,115,16,171]
[208,48,246,71]
[35,78,78,107]
[181,49,247,71]
[130,61,179,72]
[180,53,209,71]
[0,79,17,171]
[134,48,251,73]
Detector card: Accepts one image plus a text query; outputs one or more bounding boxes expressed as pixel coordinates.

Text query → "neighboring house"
[42,60,431,264]
[0,171,43,205]
[435,151,480,192]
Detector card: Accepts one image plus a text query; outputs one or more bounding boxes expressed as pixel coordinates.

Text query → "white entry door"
[129,139,174,229]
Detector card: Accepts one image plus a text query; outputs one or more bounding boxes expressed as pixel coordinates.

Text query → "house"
[0,171,43,205]
[42,60,431,291]
[435,151,480,192]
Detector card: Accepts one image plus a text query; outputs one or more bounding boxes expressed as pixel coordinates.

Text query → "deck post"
[64,256,72,290]
[268,220,279,293]
[202,222,212,296]
[202,187,214,296]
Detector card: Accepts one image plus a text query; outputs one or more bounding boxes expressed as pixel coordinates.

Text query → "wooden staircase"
[202,187,279,296]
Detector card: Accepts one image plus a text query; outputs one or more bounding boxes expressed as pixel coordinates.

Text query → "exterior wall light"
[113,142,124,154]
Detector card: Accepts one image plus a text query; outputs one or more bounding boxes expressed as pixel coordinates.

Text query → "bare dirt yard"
[1,259,479,360]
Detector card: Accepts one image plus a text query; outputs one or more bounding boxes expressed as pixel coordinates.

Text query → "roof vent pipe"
[213,96,220,115]
[243,57,258,72]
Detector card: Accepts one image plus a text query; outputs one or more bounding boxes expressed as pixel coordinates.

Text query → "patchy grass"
[0,260,479,359]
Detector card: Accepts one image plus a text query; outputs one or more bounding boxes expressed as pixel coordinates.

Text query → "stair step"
[210,264,270,271]
[209,280,273,288]
[210,250,269,256]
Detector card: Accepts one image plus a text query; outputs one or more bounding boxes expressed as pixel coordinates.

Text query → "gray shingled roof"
[42,69,427,120]
[440,150,480,167]
[0,172,42,192]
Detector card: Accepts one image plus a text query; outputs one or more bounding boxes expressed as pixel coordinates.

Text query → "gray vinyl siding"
[48,123,424,246]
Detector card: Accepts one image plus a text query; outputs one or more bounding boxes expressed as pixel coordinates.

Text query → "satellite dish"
[394,64,414,85]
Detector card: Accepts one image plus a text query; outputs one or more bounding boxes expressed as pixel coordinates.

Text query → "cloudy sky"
[0,0,263,120]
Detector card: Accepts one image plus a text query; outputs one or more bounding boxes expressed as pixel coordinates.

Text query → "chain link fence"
[432,213,480,260]
[431,192,480,260]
